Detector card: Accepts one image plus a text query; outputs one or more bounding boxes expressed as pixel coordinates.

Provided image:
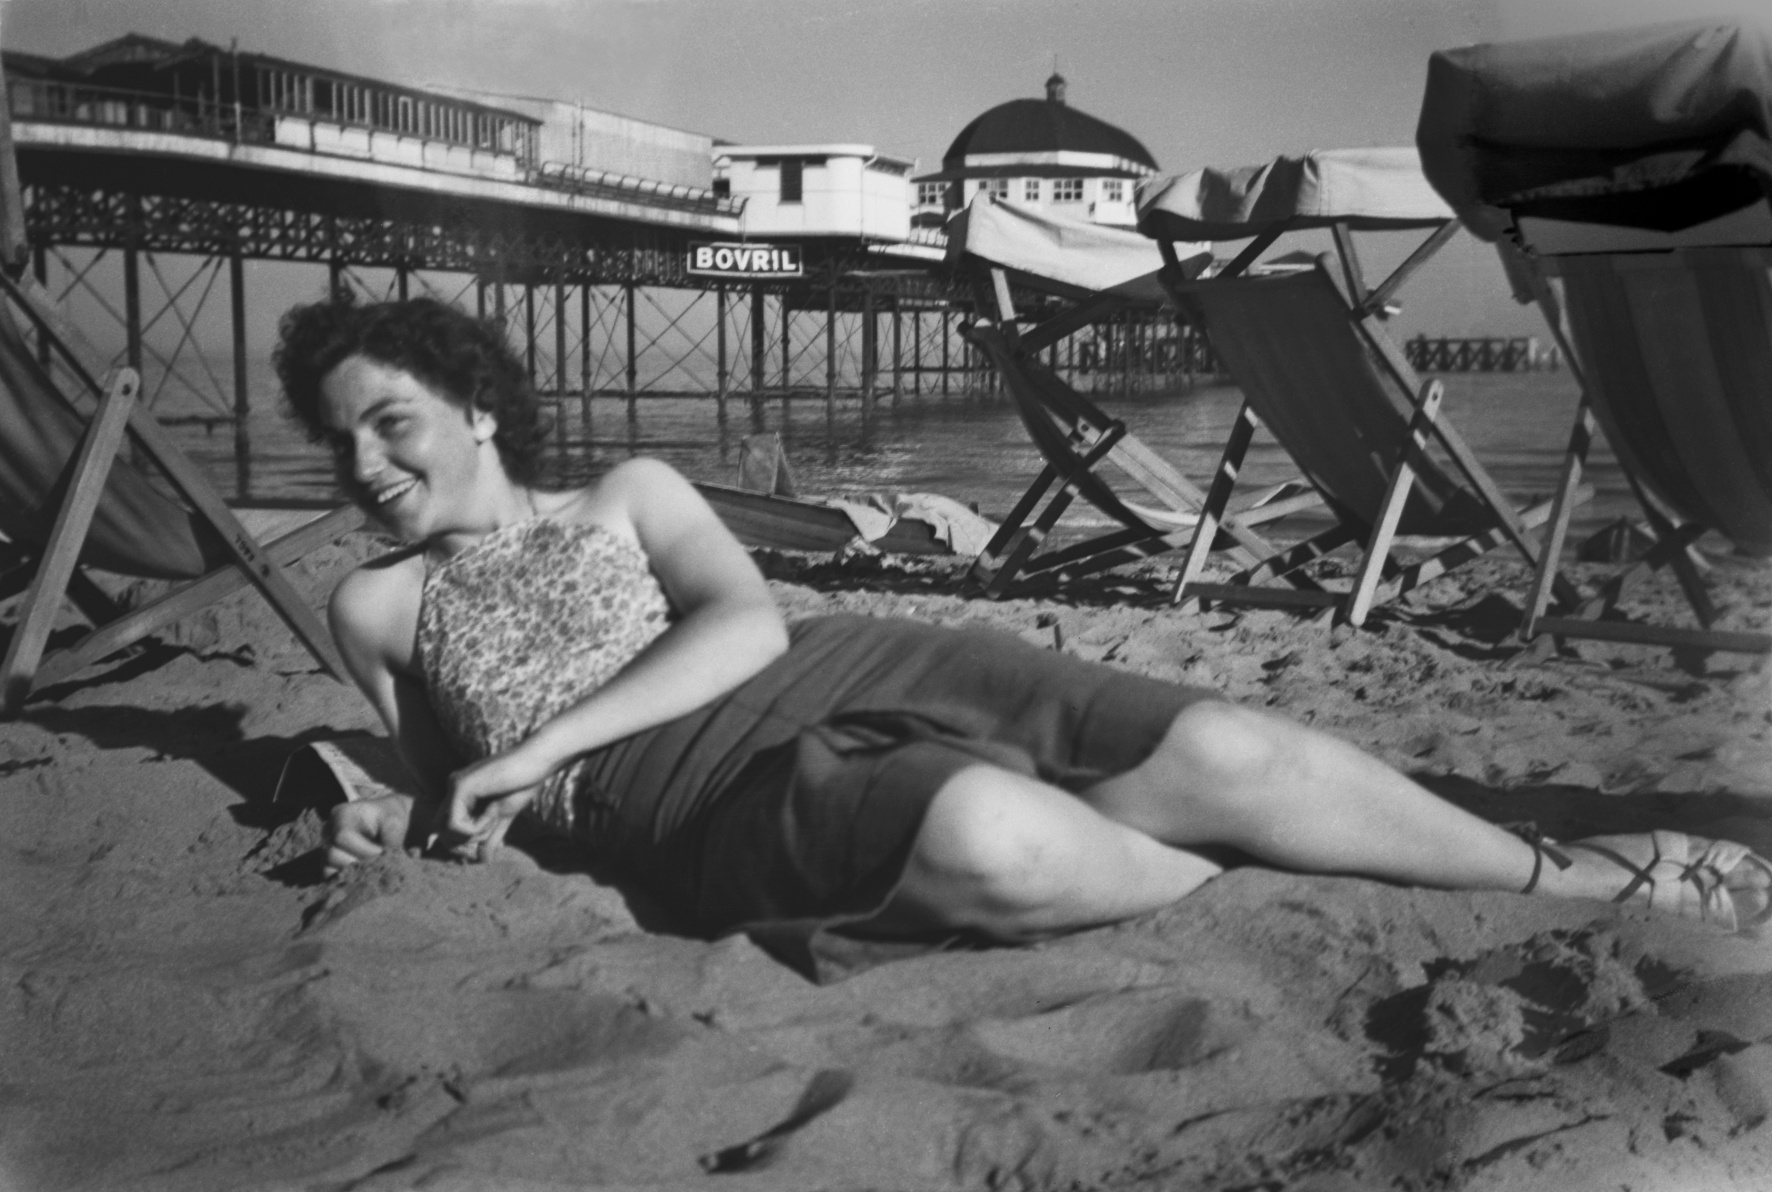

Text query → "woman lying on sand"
[276,297,1771,966]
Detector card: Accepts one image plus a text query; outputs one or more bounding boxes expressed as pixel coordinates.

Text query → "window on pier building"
[1053,177,1083,202]
[780,157,803,203]
[916,181,946,208]
[1023,178,1041,202]
[1101,179,1126,204]
[981,178,1009,201]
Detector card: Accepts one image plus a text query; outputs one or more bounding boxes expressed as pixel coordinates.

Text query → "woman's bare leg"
[874,764,1222,939]
[1084,700,1771,917]
[878,701,1769,939]
[1084,701,1535,889]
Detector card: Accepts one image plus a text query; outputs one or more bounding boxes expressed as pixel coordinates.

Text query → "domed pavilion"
[913,73,1158,227]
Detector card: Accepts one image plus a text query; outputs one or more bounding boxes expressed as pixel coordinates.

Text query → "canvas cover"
[0,303,225,579]
[1136,148,1453,243]
[1416,18,1772,242]
[949,194,1205,303]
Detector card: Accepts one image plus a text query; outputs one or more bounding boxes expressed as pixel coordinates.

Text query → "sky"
[1,0,1762,339]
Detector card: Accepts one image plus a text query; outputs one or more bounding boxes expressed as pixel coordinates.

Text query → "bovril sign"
[687,242,803,279]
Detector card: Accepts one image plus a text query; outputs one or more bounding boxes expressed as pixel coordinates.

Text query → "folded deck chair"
[1138,147,1584,626]
[952,194,1320,597]
[0,271,365,710]
[1418,17,1772,656]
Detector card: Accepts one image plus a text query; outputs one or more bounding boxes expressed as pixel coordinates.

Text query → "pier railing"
[7,77,273,142]
[9,76,740,219]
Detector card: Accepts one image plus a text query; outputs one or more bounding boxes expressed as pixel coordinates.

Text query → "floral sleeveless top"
[416,517,675,835]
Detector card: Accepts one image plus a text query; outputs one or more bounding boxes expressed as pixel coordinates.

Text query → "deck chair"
[1138,148,1585,626]
[0,270,365,710]
[951,194,1321,597]
[1418,17,1772,656]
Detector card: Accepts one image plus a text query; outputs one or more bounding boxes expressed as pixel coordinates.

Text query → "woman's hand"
[432,747,558,860]
[324,793,418,876]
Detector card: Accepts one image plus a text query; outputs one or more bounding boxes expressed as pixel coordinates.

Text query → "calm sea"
[168,367,1624,542]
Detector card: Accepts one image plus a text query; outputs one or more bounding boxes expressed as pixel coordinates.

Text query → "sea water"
[167,368,1626,541]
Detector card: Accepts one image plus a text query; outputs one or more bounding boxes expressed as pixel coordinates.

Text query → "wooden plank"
[984,426,1123,596]
[1229,524,1357,587]
[973,463,1060,562]
[1523,395,1597,636]
[30,504,367,692]
[1360,221,1459,318]
[1234,489,1322,524]
[1623,471,1718,626]
[1331,221,1368,309]
[1173,399,1257,607]
[1347,380,1442,627]
[971,319,1279,573]
[1533,616,1771,655]
[1373,487,1580,609]
[1,268,349,681]
[1355,288,1579,610]
[989,267,1017,331]
[2,369,139,711]
[1182,583,1341,610]
[1020,288,1129,355]
[120,406,349,681]
[1013,528,1202,593]
[1216,224,1288,281]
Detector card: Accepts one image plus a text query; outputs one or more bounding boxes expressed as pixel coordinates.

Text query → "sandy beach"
[4,531,1771,1191]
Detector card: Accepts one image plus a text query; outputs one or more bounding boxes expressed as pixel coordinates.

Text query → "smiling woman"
[272,296,1772,981]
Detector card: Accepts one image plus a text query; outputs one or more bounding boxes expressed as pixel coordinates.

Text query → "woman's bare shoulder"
[551,458,688,505]
[537,459,694,538]
[329,547,427,667]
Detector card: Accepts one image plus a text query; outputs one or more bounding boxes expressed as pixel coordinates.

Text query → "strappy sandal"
[1510,825,1772,932]
[1505,821,1573,895]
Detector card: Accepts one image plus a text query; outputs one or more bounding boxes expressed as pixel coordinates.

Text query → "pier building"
[912,73,1158,229]
[2,34,1197,502]
[716,144,913,243]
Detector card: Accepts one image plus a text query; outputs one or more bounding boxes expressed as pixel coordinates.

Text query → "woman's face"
[318,354,497,540]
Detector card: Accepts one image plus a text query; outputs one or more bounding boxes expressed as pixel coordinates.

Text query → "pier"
[4,34,1212,499]
[1404,334,1559,373]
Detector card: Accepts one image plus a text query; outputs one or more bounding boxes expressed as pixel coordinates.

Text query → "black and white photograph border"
[2,2,1771,1189]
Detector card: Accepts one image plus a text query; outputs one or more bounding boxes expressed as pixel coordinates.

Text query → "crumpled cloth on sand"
[826,492,998,556]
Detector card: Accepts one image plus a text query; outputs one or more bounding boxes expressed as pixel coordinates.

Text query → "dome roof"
[942,90,1157,172]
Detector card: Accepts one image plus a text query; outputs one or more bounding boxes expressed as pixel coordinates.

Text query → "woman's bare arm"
[325,555,465,868]
[440,458,788,839]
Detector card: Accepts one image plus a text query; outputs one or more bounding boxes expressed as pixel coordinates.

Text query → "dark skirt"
[572,615,1215,979]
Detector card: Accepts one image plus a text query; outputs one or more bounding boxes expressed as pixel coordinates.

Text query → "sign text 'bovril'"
[687,242,803,280]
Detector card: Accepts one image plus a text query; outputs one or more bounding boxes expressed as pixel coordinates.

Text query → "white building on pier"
[913,73,1159,228]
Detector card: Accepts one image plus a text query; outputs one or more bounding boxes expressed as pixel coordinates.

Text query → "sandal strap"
[1503,821,1574,895]
[1740,854,1772,930]
[1561,838,1660,905]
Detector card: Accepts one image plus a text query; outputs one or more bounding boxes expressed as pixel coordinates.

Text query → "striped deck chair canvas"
[0,273,364,710]
[1140,149,1582,626]
[1417,17,1772,656]
[953,195,1316,598]
[1506,249,1772,655]
[1160,257,1576,625]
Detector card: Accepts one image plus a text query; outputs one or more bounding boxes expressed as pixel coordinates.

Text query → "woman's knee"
[1154,699,1290,790]
[902,767,1079,930]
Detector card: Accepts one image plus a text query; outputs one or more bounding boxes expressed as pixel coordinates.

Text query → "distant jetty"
[1404,335,1561,373]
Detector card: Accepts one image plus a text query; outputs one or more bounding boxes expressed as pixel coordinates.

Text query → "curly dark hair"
[274,295,550,484]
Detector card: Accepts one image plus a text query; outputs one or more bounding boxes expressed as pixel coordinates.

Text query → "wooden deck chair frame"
[962,265,1320,597]
[1511,250,1772,658]
[0,270,364,711]
[1153,219,1585,626]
